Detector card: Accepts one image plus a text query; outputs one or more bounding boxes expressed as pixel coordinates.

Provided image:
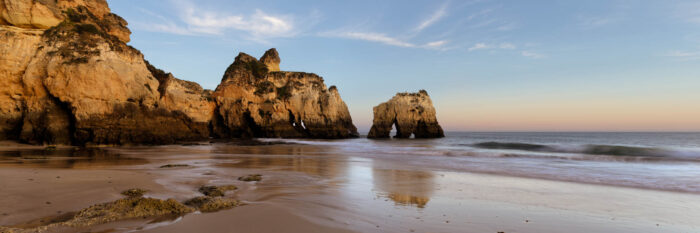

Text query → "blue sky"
[108,0,700,132]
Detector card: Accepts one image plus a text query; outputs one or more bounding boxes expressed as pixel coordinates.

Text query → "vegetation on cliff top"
[43,6,137,64]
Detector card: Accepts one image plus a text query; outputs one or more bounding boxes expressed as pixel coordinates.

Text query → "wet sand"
[1,143,699,232]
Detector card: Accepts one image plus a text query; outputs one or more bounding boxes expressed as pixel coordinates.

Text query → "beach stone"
[65,197,194,227]
[198,185,238,197]
[184,196,240,212]
[238,174,262,182]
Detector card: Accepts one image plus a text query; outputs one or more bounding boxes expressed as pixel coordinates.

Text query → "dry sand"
[0,143,699,232]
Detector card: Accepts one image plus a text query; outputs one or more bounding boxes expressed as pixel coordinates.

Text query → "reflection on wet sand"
[372,168,435,208]
[212,144,329,156]
[0,148,148,168]
[219,156,344,178]
[214,145,346,178]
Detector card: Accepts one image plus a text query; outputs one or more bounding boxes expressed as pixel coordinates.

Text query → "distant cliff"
[0,0,356,145]
[368,90,444,139]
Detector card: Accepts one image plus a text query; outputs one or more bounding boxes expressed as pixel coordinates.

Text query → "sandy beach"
[1,142,699,233]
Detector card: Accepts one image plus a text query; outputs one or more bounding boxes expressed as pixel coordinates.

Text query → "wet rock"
[198,185,238,197]
[65,197,194,227]
[212,50,359,139]
[184,196,240,213]
[368,90,444,139]
[238,174,262,182]
[120,188,147,198]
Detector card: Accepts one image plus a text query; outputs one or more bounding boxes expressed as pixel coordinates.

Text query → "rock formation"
[212,50,359,139]
[259,48,280,72]
[0,0,214,145]
[367,90,444,139]
[0,0,357,145]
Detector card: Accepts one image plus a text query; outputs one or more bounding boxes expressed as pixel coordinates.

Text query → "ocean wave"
[471,141,696,159]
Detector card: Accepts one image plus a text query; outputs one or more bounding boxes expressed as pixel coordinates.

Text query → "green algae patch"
[64,197,194,227]
[120,188,147,198]
[184,196,240,213]
[198,185,238,197]
[238,174,262,182]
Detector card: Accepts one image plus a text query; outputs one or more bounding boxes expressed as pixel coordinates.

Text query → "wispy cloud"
[327,32,415,47]
[425,40,448,48]
[134,1,297,41]
[320,31,449,49]
[521,51,546,59]
[663,50,700,61]
[318,1,456,50]
[577,15,619,28]
[468,42,516,51]
[665,50,700,57]
[414,2,449,32]
[181,8,294,37]
[468,43,489,51]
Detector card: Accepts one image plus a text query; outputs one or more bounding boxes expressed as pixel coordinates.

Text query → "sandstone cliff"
[0,0,212,145]
[212,49,359,139]
[0,0,357,144]
[367,90,444,139]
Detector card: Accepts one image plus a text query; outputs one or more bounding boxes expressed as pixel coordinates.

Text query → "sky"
[107,0,700,132]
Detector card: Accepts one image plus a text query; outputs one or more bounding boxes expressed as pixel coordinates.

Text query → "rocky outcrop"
[0,0,357,145]
[259,48,280,72]
[212,49,359,139]
[367,90,444,139]
[0,0,130,42]
[0,0,211,145]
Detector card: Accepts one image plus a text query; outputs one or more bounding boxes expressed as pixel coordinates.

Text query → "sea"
[268,132,700,194]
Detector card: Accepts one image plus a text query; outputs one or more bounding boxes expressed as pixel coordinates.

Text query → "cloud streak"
[320,31,448,49]
[331,32,415,47]
[521,51,546,59]
[468,42,516,51]
[134,1,297,40]
[414,2,448,32]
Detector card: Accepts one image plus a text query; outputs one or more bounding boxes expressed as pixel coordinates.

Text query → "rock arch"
[367,90,444,139]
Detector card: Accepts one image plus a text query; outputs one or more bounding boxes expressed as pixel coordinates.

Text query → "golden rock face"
[212,49,359,139]
[0,1,358,145]
[368,90,445,139]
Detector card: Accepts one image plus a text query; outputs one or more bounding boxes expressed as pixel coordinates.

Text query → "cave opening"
[242,111,262,138]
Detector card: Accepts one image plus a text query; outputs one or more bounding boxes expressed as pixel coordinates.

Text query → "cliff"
[367,90,444,139]
[212,49,359,139]
[0,0,215,145]
[0,0,356,145]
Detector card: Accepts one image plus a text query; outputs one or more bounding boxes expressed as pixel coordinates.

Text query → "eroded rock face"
[260,48,280,72]
[367,90,444,139]
[0,0,357,145]
[212,49,359,139]
[0,0,209,145]
[0,0,130,42]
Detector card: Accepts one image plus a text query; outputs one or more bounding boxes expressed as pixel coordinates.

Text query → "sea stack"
[211,49,359,139]
[367,90,444,139]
